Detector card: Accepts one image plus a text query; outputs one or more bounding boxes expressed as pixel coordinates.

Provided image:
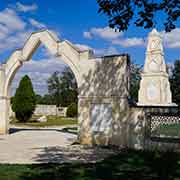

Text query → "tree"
[60,67,78,106]
[35,94,43,104]
[170,60,180,106]
[47,67,78,107]
[129,63,142,102]
[41,94,56,105]
[12,75,36,122]
[35,94,54,105]
[97,0,180,32]
[47,71,62,107]
[66,103,78,117]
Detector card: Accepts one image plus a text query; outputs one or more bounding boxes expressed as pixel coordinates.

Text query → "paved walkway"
[0,127,116,164]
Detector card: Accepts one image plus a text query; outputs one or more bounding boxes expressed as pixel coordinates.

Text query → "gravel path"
[0,127,116,164]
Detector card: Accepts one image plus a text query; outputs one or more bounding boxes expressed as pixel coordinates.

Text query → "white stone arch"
[0,29,93,134]
[4,30,87,97]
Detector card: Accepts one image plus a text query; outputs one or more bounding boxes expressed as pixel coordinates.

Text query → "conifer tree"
[170,60,180,106]
[12,75,36,122]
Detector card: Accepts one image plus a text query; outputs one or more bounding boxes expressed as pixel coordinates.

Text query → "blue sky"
[0,1,180,95]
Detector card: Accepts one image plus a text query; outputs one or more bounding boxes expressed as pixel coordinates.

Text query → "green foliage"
[129,63,142,102]
[47,71,62,106]
[35,94,43,104]
[12,75,36,122]
[66,103,78,117]
[47,67,78,107]
[10,96,14,105]
[170,60,180,106]
[152,123,180,137]
[35,94,55,105]
[97,0,180,32]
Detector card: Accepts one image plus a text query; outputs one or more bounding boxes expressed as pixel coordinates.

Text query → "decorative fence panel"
[147,112,180,140]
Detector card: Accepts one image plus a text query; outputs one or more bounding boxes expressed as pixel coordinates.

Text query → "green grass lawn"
[10,115,78,127]
[152,123,180,138]
[0,149,180,180]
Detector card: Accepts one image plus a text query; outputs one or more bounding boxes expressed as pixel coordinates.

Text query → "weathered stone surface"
[138,29,176,106]
[37,116,47,122]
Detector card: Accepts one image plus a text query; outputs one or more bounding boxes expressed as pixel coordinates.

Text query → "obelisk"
[138,29,176,106]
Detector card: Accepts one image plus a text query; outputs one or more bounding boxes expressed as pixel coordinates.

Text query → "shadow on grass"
[31,145,115,164]
[0,149,180,180]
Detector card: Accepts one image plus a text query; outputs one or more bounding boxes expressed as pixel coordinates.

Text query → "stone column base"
[0,128,8,135]
[137,103,178,107]
[0,97,9,135]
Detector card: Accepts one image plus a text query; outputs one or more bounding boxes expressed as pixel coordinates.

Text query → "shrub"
[12,75,36,122]
[66,103,78,117]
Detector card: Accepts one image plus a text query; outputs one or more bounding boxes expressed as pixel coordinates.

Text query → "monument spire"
[138,29,176,106]
[144,28,166,73]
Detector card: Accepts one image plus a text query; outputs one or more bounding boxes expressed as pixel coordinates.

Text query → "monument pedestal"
[137,103,177,107]
[138,72,176,106]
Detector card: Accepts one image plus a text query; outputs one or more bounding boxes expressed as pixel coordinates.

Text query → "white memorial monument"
[138,29,176,106]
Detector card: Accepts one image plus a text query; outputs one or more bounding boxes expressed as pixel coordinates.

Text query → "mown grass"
[10,115,78,127]
[152,124,180,138]
[0,149,180,180]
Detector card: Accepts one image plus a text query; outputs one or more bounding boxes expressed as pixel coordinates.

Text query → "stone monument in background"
[138,29,176,106]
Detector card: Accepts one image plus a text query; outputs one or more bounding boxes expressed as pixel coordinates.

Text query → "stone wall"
[34,105,67,116]
[78,55,131,146]
[128,105,180,150]
[9,104,67,117]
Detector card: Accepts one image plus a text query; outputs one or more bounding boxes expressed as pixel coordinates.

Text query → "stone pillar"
[0,97,9,134]
[78,96,93,144]
[138,29,176,106]
[0,65,9,134]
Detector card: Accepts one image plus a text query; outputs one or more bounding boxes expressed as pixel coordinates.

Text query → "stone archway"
[0,29,130,146]
[0,30,92,134]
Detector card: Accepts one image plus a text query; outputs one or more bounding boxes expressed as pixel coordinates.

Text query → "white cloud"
[29,18,46,29]
[0,30,8,40]
[83,31,92,39]
[0,8,30,52]
[16,2,38,12]
[84,26,145,47]
[0,6,52,54]
[0,8,26,31]
[11,58,67,95]
[84,27,123,40]
[161,28,180,48]
[0,31,31,52]
[94,47,119,56]
[106,47,119,55]
[19,58,65,73]
[112,37,145,47]
[0,24,9,39]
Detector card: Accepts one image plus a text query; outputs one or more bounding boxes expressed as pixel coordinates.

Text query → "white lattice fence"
[148,113,180,139]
